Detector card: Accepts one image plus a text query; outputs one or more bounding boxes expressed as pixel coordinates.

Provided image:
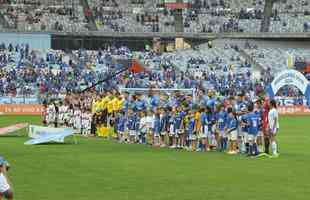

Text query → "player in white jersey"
[268,100,280,157]
[67,105,74,128]
[58,102,67,126]
[73,106,82,133]
[0,157,13,200]
[81,110,92,135]
[47,103,56,126]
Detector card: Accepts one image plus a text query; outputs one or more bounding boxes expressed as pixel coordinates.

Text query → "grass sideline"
[0,115,310,200]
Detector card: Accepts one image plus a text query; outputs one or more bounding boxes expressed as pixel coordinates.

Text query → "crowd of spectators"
[90,0,175,32]
[184,0,310,33]
[0,39,306,102]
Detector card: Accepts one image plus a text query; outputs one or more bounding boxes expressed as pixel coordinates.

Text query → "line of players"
[43,95,279,157]
[44,102,93,135]
[114,99,279,157]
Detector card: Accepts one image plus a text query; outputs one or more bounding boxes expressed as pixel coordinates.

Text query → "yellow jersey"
[195,112,201,130]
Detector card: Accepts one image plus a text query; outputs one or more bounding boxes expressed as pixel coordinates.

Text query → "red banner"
[164,3,190,9]
[0,104,44,115]
[278,106,310,115]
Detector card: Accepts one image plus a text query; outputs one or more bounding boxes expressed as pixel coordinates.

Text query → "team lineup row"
[43,92,280,158]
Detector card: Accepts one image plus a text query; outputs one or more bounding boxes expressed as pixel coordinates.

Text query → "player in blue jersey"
[235,93,248,153]
[127,109,137,144]
[135,112,141,144]
[134,95,146,112]
[207,107,217,150]
[226,108,238,154]
[153,111,161,147]
[116,111,127,143]
[168,109,177,148]
[160,108,170,147]
[217,105,228,151]
[200,107,210,151]
[244,103,261,156]
[175,107,185,148]
[254,99,264,153]
[187,110,196,151]
[240,105,249,154]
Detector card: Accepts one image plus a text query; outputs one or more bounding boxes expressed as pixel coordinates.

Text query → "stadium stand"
[89,0,175,32]
[246,47,310,72]
[0,0,89,32]
[184,0,310,33]
[0,0,309,33]
[0,40,274,99]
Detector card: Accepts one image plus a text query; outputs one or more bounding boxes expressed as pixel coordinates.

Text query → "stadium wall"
[2,31,310,51]
[51,35,153,51]
[0,33,51,49]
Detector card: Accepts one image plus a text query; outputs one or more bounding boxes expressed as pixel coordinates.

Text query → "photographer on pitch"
[0,157,13,200]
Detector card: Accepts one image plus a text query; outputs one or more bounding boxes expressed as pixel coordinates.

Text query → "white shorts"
[169,125,174,135]
[257,131,263,137]
[197,131,204,139]
[247,134,257,142]
[58,114,63,123]
[153,132,160,137]
[230,130,238,141]
[188,134,197,140]
[201,126,210,138]
[238,131,248,140]
[140,127,147,134]
[74,122,81,130]
[82,121,89,130]
[243,132,249,143]
[176,129,182,134]
[161,131,166,136]
[0,173,10,193]
[68,117,74,125]
[219,130,226,137]
[129,130,136,136]
[47,115,54,124]
[211,125,216,133]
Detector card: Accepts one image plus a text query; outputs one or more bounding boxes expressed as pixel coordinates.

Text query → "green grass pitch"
[0,115,310,200]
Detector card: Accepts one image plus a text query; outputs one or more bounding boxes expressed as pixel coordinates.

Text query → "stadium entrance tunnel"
[266,69,310,107]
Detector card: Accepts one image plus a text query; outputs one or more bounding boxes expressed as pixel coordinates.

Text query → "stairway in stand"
[80,0,98,31]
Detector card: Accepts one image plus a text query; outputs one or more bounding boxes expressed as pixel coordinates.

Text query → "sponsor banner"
[275,96,307,106]
[0,123,28,135]
[271,70,309,95]
[26,125,75,145]
[267,69,310,107]
[0,97,39,104]
[278,106,310,115]
[0,104,44,115]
